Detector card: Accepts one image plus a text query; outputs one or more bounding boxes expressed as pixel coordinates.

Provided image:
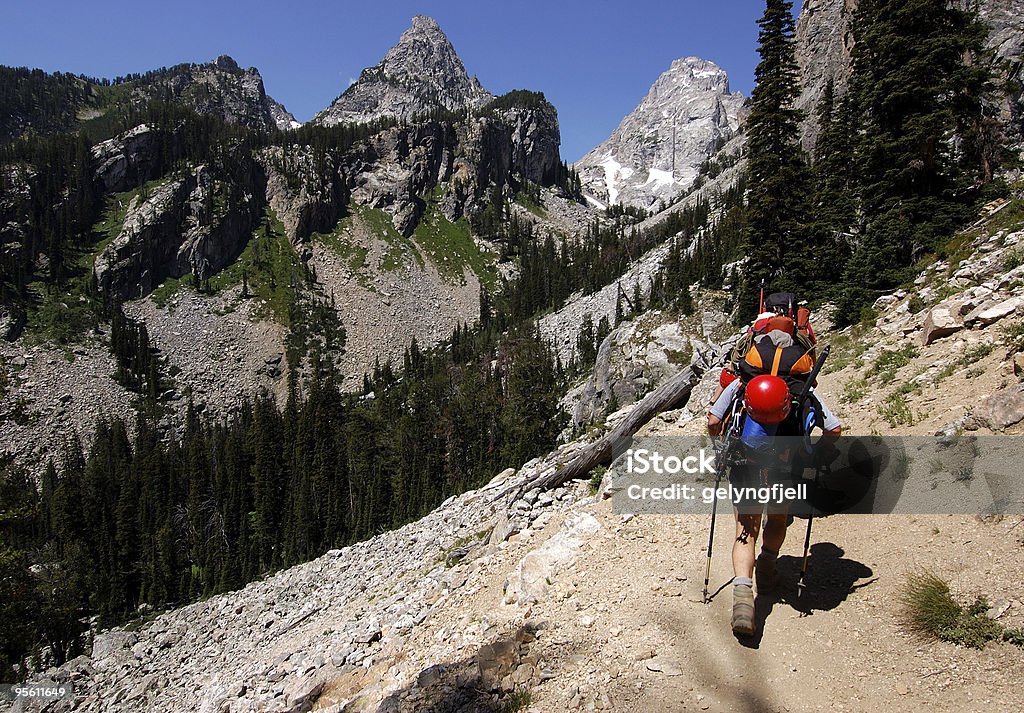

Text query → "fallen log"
[506,346,725,498]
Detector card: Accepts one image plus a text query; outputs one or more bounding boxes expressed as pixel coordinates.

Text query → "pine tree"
[838,0,990,319]
[739,0,813,319]
[499,329,564,468]
[808,80,856,296]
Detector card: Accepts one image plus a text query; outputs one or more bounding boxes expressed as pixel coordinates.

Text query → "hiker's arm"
[707,380,739,439]
[708,413,723,438]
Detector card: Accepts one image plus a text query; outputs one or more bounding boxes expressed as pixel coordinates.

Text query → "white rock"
[503,513,601,605]
[976,296,1024,325]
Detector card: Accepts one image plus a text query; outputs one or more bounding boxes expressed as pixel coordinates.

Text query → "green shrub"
[870,345,919,384]
[588,465,608,495]
[899,572,1003,649]
[961,343,994,364]
[1003,628,1024,648]
[878,393,914,427]
[841,378,869,404]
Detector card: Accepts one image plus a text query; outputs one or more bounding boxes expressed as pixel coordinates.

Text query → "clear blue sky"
[0,0,795,162]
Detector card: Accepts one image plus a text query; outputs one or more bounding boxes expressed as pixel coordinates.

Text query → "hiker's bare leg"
[733,511,761,580]
[762,512,788,554]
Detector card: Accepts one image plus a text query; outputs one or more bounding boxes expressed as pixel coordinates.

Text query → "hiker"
[706,325,841,636]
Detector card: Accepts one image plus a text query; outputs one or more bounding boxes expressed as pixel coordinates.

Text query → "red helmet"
[744,375,791,425]
[719,369,738,388]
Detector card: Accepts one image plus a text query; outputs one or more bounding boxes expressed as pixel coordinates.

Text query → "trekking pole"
[794,345,831,600]
[797,465,824,599]
[702,460,724,604]
[703,407,739,603]
[797,500,813,597]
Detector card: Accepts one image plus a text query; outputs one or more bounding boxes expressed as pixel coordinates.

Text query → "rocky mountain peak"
[213,54,241,72]
[313,15,492,126]
[160,56,298,132]
[575,56,745,210]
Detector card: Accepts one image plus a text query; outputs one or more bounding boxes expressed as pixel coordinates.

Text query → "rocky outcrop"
[567,313,698,429]
[793,0,858,152]
[343,96,562,235]
[91,124,163,193]
[94,163,261,299]
[576,57,745,209]
[979,0,1024,138]
[260,146,348,243]
[487,94,562,188]
[794,0,1024,151]
[94,177,189,297]
[266,96,301,131]
[314,16,492,126]
[128,55,296,133]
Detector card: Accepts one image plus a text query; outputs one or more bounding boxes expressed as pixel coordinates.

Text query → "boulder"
[973,385,1024,430]
[477,639,519,691]
[873,294,900,311]
[284,676,325,712]
[975,296,1024,326]
[921,304,964,345]
[502,513,601,605]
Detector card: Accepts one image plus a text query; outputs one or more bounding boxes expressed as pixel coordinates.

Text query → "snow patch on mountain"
[576,56,745,210]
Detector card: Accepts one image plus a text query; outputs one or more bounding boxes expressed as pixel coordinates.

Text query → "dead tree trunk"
[506,346,724,498]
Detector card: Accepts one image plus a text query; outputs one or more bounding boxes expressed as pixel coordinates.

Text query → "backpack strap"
[770,346,784,376]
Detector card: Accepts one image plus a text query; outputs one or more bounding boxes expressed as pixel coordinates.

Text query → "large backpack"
[738,334,815,394]
[722,292,817,383]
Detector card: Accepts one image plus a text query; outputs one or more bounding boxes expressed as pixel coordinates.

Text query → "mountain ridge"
[313,15,493,127]
[575,56,745,210]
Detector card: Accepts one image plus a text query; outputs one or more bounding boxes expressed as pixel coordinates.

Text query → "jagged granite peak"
[136,55,299,132]
[214,54,241,71]
[313,15,493,126]
[795,0,1024,152]
[575,56,745,210]
[266,95,302,131]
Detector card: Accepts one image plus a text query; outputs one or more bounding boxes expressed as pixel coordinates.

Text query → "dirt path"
[416,381,1024,713]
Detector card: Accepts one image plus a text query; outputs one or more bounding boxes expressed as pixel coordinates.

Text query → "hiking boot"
[732,584,755,636]
[756,551,780,593]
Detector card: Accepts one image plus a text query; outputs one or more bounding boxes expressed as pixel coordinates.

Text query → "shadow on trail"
[737,541,876,649]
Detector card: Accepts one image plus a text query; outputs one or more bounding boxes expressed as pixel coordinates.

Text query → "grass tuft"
[899,571,1004,649]
[841,378,869,404]
[869,345,919,384]
[500,690,532,713]
[878,393,914,427]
